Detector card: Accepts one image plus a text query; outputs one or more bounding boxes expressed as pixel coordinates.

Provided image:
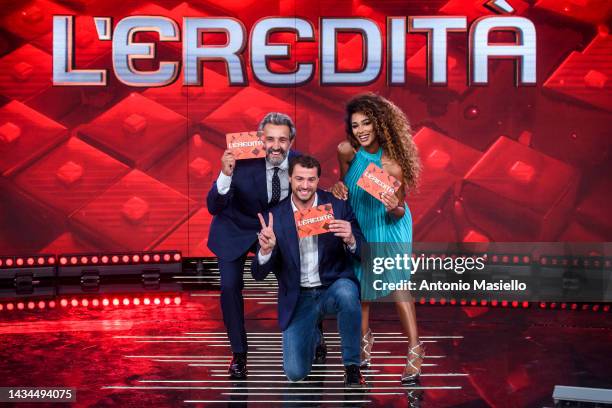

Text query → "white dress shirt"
[216,155,290,203]
[294,194,322,287]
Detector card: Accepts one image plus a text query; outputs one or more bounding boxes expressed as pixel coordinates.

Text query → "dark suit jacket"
[206,151,300,260]
[251,189,363,331]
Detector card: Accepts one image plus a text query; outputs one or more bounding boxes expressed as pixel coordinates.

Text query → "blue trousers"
[282,278,361,382]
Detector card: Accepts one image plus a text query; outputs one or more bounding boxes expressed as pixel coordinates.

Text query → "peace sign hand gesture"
[257,212,276,256]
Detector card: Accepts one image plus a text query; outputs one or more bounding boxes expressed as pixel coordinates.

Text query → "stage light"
[27,257,35,266]
[48,257,56,265]
[16,258,24,266]
[27,301,35,309]
[0,304,3,311]
[102,299,109,306]
[174,297,181,305]
[440,298,447,305]
[56,251,183,295]
[502,300,508,307]
[450,298,457,305]
[123,298,130,306]
[70,256,78,265]
[17,302,24,310]
[113,298,119,306]
[581,304,589,311]
[164,297,171,305]
[154,298,161,305]
[6,259,14,267]
[49,301,56,308]
[92,299,99,307]
[71,299,78,307]
[61,299,68,307]
[7,303,14,311]
[37,257,44,265]
[133,298,140,305]
[540,302,546,308]
[429,298,436,305]
[82,299,89,307]
[571,303,577,310]
[60,257,68,265]
[144,297,151,305]
[173,253,181,262]
[470,299,477,306]
[593,305,600,312]
[512,301,519,308]
[460,299,467,306]
[491,300,498,307]
[480,300,487,306]
[36,301,45,309]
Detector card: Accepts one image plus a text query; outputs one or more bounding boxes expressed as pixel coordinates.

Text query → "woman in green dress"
[331,93,423,383]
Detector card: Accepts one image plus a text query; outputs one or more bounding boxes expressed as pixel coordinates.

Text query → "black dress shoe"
[313,337,327,364]
[228,353,247,379]
[344,364,365,388]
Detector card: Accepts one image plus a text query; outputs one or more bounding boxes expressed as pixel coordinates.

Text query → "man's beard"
[266,147,287,166]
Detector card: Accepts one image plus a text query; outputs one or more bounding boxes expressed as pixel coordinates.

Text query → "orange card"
[356,162,401,202]
[226,131,266,160]
[294,204,335,238]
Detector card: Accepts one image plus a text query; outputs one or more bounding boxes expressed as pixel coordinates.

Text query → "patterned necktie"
[270,167,281,206]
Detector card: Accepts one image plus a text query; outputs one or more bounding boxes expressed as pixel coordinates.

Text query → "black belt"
[300,285,324,291]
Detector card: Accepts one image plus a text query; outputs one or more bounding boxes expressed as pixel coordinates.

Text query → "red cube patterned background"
[0,0,610,257]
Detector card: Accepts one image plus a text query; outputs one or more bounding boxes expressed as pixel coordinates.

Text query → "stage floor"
[1,267,611,407]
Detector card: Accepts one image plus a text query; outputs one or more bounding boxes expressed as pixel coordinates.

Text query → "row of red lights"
[0,256,56,268]
[420,254,531,264]
[539,257,611,268]
[417,297,610,312]
[0,296,182,312]
[58,252,181,266]
[0,252,182,269]
[415,254,612,267]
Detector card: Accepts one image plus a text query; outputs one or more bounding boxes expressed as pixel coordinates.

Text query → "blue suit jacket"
[251,189,364,331]
[206,151,300,260]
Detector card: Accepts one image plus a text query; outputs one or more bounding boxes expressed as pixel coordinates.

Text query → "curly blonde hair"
[345,93,421,190]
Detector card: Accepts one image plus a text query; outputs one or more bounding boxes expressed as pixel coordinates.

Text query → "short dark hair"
[289,155,321,177]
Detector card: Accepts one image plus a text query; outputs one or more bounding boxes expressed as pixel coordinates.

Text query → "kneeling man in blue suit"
[252,155,365,387]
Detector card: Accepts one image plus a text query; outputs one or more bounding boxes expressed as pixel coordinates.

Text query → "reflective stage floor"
[1,266,611,407]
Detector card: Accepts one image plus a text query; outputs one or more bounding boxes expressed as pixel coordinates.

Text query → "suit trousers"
[219,253,249,353]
